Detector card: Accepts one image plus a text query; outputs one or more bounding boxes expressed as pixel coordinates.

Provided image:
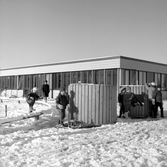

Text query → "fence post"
[5,105,7,117]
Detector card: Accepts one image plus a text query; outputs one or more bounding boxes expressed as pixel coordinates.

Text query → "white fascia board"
[0,58,120,76]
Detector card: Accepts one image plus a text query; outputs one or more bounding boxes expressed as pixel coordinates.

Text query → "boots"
[123,111,130,119]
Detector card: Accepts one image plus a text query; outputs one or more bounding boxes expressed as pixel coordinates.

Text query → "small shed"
[68,83,117,125]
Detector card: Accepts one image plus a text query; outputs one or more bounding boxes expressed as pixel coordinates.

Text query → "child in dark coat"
[118,87,126,118]
[153,85,164,118]
[26,87,39,113]
[55,87,69,126]
[42,80,50,103]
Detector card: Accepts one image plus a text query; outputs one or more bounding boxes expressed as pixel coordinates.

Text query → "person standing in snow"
[152,85,164,118]
[123,86,143,118]
[145,82,156,117]
[55,87,69,126]
[118,86,126,118]
[42,80,50,103]
[26,87,39,113]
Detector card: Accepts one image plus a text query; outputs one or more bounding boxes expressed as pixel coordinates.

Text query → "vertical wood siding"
[68,83,117,125]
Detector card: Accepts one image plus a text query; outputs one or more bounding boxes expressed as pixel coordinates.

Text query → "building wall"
[1,56,167,99]
[120,57,167,73]
[0,69,118,98]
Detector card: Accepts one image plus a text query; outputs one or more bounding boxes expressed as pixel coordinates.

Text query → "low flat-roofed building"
[0,56,167,98]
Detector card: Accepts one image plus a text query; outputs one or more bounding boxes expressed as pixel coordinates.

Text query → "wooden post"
[18,100,20,104]
[5,105,7,117]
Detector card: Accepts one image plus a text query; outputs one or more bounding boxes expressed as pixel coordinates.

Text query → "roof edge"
[0,55,121,71]
[1,55,167,71]
[120,56,167,67]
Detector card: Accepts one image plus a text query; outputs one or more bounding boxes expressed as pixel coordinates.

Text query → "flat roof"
[1,55,167,71]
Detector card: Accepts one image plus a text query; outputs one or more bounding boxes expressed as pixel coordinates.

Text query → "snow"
[0,99,167,167]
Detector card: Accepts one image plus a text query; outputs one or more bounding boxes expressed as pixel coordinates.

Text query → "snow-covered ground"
[0,99,167,167]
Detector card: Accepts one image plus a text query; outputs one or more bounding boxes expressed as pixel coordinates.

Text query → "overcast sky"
[0,0,167,68]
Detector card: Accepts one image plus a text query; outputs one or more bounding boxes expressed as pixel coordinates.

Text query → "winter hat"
[150,82,156,86]
[32,87,38,92]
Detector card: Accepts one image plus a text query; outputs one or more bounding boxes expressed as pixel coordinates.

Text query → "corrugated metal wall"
[121,85,149,118]
[68,83,117,125]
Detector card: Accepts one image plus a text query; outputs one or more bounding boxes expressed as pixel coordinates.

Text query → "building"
[0,56,167,98]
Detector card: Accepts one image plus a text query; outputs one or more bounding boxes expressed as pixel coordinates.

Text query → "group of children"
[26,84,69,126]
[145,82,164,118]
[118,86,143,118]
[118,82,164,119]
[26,81,164,125]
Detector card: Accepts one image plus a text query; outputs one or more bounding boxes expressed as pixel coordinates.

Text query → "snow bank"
[0,100,167,167]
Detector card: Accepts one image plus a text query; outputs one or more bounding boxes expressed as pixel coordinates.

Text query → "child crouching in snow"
[26,87,39,113]
[123,86,143,118]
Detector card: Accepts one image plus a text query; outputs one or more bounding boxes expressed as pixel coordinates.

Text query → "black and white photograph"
[0,0,167,166]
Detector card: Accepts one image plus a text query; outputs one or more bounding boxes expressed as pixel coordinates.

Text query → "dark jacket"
[153,90,163,103]
[26,92,39,105]
[42,84,50,97]
[56,93,69,109]
[123,92,142,107]
[118,93,124,104]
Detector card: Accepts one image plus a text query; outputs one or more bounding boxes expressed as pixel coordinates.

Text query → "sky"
[0,0,167,69]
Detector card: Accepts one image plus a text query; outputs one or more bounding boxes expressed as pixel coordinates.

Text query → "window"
[6,76,10,89]
[128,70,139,85]
[71,72,77,83]
[62,72,71,88]
[147,72,154,83]
[82,71,87,83]
[76,72,81,83]
[94,70,105,84]
[18,76,23,89]
[155,73,161,86]
[88,71,93,83]
[32,75,37,87]
[113,70,117,86]
[57,73,61,89]
[161,74,167,90]
[52,73,56,89]
[29,75,33,90]
[121,69,130,85]
[106,69,117,86]
[99,70,104,84]
[130,70,136,85]
[139,71,146,85]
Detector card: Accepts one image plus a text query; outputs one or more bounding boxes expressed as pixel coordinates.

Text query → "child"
[153,85,164,118]
[145,82,156,117]
[55,87,69,126]
[26,87,39,113]
[42,80,50,103]
[118,86,126,118]
[123,86,143,118]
